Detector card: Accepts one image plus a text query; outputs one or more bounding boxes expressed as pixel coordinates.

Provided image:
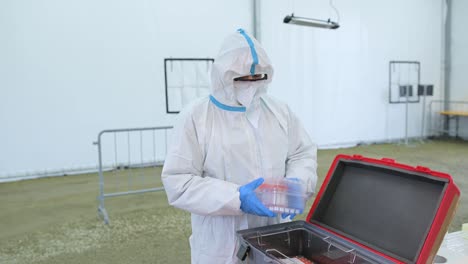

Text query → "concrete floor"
[0,139,466,263]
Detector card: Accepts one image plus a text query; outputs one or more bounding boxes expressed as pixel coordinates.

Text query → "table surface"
[437,230,468,264]
[440,111,468,117]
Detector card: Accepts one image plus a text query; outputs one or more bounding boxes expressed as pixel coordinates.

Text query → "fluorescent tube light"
[283,14,339,29]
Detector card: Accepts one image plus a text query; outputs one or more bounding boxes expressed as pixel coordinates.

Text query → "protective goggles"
[233,73,268,82]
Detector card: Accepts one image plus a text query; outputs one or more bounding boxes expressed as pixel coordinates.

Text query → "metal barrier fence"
[428,100,468,138]
[94,126,173,224]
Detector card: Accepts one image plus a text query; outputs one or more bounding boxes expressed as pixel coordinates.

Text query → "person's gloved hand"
[282,178,304,220]
[239,178,276,217]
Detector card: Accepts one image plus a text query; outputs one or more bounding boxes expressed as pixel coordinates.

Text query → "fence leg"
[98,198,110,225]
[95,135,110,225]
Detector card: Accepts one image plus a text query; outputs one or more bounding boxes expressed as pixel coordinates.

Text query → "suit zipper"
[245,115,265,178]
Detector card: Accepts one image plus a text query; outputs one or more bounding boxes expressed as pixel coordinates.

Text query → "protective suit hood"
[210,29,274,107]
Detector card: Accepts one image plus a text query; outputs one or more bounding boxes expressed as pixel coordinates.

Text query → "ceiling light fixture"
[283,13,339,29]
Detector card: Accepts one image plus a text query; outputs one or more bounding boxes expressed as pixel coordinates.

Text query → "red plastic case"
[306,154,460,264]
[237,154,460,264]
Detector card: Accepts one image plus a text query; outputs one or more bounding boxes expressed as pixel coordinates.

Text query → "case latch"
[381,157,395,163]
[416,166,431,173]
[236,241,251,261]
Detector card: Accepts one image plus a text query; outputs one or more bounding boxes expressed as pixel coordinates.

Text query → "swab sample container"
[255,177,307,214]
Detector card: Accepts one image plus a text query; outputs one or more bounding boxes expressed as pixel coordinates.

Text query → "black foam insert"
[311,160,447,263]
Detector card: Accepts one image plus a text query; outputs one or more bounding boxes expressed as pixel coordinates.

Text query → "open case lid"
[306,154,460,264]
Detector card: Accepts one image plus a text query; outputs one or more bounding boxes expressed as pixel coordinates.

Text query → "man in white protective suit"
[162,29,317,264]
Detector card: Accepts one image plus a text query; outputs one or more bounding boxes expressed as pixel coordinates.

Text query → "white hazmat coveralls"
[162,29,317,264]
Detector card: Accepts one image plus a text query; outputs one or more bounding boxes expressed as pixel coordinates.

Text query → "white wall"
[0,0,452,179]
[450,0,468,101]
[0,0,252,179]
[260,0,445,147]
[449,0,468,138]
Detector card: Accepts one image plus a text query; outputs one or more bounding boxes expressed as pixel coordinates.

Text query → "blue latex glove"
[281,213,297,220]
[282,178,304,220]
[239,178,276,217]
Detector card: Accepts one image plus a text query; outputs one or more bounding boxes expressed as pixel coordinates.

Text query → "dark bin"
[237,220,393,264]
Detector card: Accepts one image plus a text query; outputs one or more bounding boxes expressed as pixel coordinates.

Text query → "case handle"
[265,248,292,262]
[323,236,357,264]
